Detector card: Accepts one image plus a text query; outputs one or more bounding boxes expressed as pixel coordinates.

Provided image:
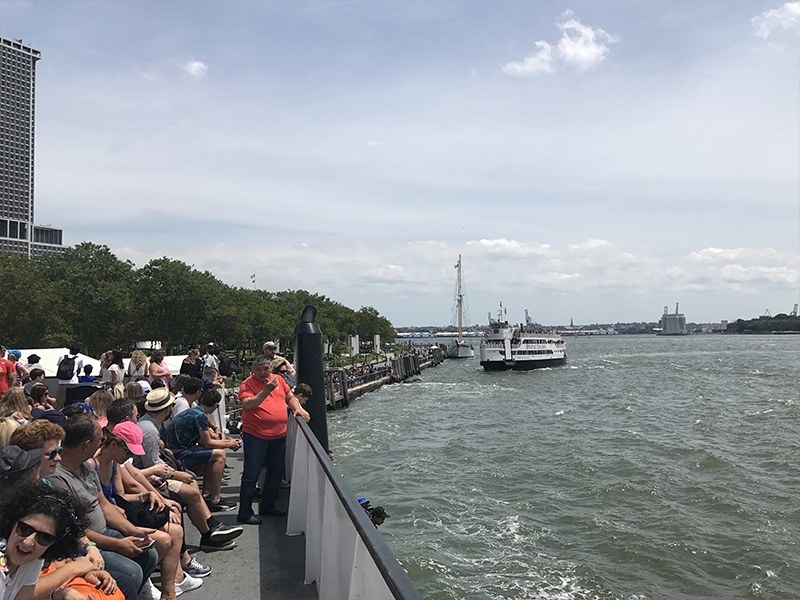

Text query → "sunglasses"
[104,437,132,455]
[46,447,62,460]
[278,369,288,374]
[15,520,57,546]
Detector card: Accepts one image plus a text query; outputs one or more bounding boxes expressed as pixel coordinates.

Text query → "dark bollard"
[294,305,329,454]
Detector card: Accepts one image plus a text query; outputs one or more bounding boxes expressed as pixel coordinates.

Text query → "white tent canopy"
[15,348,185,378]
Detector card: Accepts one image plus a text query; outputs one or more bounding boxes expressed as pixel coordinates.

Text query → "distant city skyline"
[0,1,797,326]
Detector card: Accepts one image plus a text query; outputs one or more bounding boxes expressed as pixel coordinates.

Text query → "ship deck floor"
[162,448,317,600]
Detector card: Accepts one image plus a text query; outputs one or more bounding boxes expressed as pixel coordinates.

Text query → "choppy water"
[329,335,800,600]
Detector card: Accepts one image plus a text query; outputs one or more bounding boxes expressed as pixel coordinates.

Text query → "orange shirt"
[239,373,292,440]
[0,358,11,395]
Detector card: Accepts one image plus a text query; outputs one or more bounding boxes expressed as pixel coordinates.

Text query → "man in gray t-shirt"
[134,413,164,470]
[48,461,107,533]
[47,413,157,599]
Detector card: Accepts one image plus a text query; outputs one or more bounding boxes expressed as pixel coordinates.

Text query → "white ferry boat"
[479,304,567,371]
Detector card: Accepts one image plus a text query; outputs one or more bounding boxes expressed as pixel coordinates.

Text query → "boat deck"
[169,448,317,599]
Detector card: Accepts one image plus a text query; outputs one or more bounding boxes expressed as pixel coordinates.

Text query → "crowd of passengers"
[0,342,311,600]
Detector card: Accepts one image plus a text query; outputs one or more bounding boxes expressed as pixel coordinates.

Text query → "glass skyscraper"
[0,36,63,256]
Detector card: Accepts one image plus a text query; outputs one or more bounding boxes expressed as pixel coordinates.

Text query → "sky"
[1,0,798,327]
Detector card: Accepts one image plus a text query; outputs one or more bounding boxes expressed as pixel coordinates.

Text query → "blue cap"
[71,402,96,416]
[37,409,67,428]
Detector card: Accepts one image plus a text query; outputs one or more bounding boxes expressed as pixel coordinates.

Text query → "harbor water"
[329,334,800,599]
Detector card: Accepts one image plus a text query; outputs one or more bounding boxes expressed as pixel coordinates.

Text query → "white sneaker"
[138,578,160,600]
[174,572,204,596]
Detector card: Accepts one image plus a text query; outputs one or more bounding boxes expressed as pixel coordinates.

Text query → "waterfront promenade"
[325,344,445,407]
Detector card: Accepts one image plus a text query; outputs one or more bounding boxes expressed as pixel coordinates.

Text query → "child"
[78,364,95,383]
[293,383,312,405]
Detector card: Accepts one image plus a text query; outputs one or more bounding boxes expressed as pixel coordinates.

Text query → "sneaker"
[174,573,203,596]
[138,578,160,600]
[208,522,243,543]
[205,496,236,512]
[199,537,236,552]
[184,556,213,578]
[236,515,262,525]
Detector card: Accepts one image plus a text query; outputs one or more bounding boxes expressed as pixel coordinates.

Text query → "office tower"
[0,36,63,257]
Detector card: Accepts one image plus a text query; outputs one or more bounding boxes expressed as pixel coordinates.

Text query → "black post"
[294,305,329,454]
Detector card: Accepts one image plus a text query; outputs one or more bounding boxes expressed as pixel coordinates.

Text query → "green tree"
[39,243,136,354]
[0,254,59,346]
[135,258,227,351]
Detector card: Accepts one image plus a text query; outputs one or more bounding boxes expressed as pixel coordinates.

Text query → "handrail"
[286,414,423,600]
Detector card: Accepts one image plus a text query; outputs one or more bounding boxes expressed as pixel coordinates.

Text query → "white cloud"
[688,247,784,264]
[469,239,551,257]
[183,60,209,78]
[753,2,800,39]
[502,11,617,76]
[557,15,618,71]
[110,234,799,325]
[501,41,555,75]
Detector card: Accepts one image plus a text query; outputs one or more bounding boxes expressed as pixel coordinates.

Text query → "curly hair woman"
[126,351,147,382]
[0,480,89,600]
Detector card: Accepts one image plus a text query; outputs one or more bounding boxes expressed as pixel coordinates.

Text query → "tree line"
[0,242,396,357]
[726,313,800,333]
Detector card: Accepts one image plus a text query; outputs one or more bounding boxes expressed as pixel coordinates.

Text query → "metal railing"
[286,415,423,600]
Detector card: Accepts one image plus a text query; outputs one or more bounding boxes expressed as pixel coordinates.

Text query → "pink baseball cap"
[111,421,145,455]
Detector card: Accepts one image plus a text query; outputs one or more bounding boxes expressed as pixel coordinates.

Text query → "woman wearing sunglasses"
[270,358,295,385]
[7,421,122,598]
[9,420,65,478]
[0,480,89,600]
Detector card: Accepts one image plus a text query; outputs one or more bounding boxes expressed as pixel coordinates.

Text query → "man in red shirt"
[236,354,309,524]
[0,345,16,395]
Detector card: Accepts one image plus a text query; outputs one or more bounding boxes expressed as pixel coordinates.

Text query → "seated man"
[46,412,158,600]
[135,388,244,551]
[163,390,241,512]
[23,367,46,398]
[171,377,202,420]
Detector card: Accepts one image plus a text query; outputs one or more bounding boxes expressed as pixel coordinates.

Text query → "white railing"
[286,416,422,600]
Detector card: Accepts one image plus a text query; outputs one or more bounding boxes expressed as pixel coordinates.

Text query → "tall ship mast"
[447,255,475,359]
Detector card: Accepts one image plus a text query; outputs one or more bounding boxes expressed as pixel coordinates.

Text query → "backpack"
[56,354,76,380]
[218,354,232,377]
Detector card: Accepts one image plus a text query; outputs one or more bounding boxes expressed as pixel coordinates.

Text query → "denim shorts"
[176,445,213,466]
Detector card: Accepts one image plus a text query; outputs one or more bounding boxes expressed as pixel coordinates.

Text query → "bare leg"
[176,480,211,534]
[150,524,182,600]
[203,450,227,501]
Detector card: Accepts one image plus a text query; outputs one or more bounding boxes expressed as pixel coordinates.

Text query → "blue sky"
[2,1,798,327]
